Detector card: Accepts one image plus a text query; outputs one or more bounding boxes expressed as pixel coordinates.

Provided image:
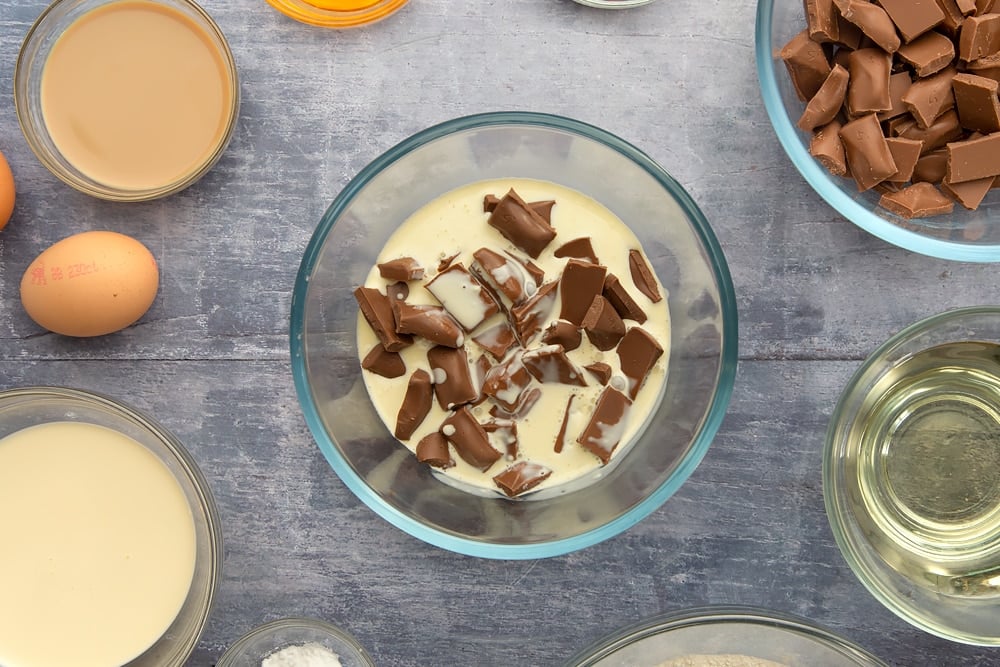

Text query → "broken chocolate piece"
[958,0,977,14]
[559,259,608,326]
[427,345,478,410]
[529,200,556,224]
[879,181,956,217]
[386,281,409,303]
[437,252,460,272]
[416,431,453,469]
[958,13,1000,61]
[577,387,633,465]
[602,273,647,324]
[617,326,665,400]
[354,286,413,352]
[554,395,575,453]
[541,319,583,351]
[554,237,600,264]
[967,52,1000,83]
[897,31,955,77]
[810,119,848,176]
[361,344,406,379]
[488,387,541,420]
[481,351,534,412]
[879,0,945,43]
[946,132,1000,182]
[472,321,518,360]
[913,148,949,181]
[377,257,424,281]
[471,247,538,306]
[952,72,1000,133]
[897,108,963,153]
[833,0,902,53]
[394,369,433,441]
[805,0,840,42]
[936,0,966,35]
[628,249,662,303]
[425,263,499,331]
[487,189,557,259]
[780,29,833,101]
[392,301,465,348]
[839,113,898,191]
[581,295,627,351]
[877,72,914,121]
[942,174,995,208]
[492,461,552,497]
[902,65,956,128]
[584,362,613,386]
[522,344,588,386]
[886,137,925,182]
[799,64,851,131]
[483,419,519,459]
[483,194,501,212]
[440,407,501,471]
[512,252,546,285]
[510,280,559,344]
[847,49,892,115]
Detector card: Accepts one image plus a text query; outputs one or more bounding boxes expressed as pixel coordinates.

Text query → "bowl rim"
[754,0,1000,263]
[217,616,376,666]
[564,604,889,667]
[264,0,408,28]
[0,384,223,665]
[822,305,1000,646]
[289,110,739,559]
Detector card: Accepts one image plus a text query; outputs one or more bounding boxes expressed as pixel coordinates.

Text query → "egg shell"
[20,231,159,337]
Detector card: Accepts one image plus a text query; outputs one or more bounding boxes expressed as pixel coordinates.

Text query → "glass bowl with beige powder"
[217,617,376,667]
[0,386,222,667]
[290,112,737,559]
[14,0,240,201]
[565,606,888,667]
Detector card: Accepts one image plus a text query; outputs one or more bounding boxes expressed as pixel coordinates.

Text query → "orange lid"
[266,0,408,27]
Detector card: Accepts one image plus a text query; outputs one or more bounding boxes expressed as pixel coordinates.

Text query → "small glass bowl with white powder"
[216,617,375,667]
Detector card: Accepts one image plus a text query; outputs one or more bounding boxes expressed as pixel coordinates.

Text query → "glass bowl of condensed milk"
[0,386,223,667]
[14,0,240,201]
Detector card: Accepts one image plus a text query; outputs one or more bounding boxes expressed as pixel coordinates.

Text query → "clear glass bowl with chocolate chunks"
[290,112,737,559]
[757,0,1000,261]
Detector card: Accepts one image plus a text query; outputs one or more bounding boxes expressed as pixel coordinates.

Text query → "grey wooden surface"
[1,1,999,665]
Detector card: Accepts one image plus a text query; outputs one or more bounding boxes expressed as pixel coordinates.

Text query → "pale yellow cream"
[0,421,197,667]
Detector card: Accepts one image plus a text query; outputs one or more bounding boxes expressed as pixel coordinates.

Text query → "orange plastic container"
[266,0,407,27]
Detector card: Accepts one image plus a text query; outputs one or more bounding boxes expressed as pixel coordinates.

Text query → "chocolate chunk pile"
[356,188,664,497]
[782,0,1000,218]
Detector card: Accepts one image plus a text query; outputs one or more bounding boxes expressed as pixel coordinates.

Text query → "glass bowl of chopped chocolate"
[757,0,1000,261]
[289,111,737,558]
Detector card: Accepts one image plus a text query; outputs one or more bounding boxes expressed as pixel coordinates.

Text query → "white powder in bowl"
[261,642,343,667]
[657,656,787,667]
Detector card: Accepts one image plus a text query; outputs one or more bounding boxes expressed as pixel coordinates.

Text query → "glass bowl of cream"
[0,386,222,667]
[289,111,738,559]
[217,617,376,667]
[14,0,240,201]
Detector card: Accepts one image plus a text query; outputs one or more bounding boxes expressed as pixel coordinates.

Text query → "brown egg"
[0,149,14,232]
[20,231,159,337]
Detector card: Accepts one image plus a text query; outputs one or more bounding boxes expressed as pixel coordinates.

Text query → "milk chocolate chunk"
[492,461,552,497]
[471,247,538,306]
[616,326,664,400]
[392,302,465,348]
[487,189,557,259]
[511,252,546,286]
[416,431,453,469]
[798,64,851,131]
[810,119,849,175]
[581,295,626,351]
[437,252,460,272]
[541,319,583,351]
[897,31,955,77]
[879,181,956,217]
[554,395,576,453]
[481,351,533,412]
[967,52,1000,83]
[489,386,541,420]
[913,147,949,181]
[362,344,406,379]
[511,280,559,344]
[483,418,519,459]
[942,174,995,207]
[483,194,501,212]
[847,49,892,115]
[837,12,866,47]
[425,263,499,331]
[959,0,978,14]
[472,321,518,360]
[577,387,633,465]
[952,72,1000,133]
[522,345,588,386]
[554,237,599,264]
[878,72,914,121]
[528,200,556,224]
[602,273,647,324]
[976,0,999,13]
[898,108,963,152]
[958,13,1000,61]
[559,259,607,326]
[440,407,501,471]
[806,0,840,42]
[386,281,409,303]
[833,0,902,53]
[427,345,478,410]
[628,249,662,303]
[584,362,613,385]
[354,286,413,352]
[946,132,1000,181]
[902,65,957,128]
[886,137,925,181]
[780,29,833,100]
[394,369,433,440]
[935,0,966,34]
[839,113,899,190]
[879,0,945,42]
[377,257,424,281]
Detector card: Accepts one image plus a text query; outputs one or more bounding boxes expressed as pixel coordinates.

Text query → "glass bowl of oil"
[825,306,1000,645]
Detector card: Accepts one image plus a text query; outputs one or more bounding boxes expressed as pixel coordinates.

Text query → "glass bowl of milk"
[290,111,738,559]
[14,0,240,201]
[0,386,222,667]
